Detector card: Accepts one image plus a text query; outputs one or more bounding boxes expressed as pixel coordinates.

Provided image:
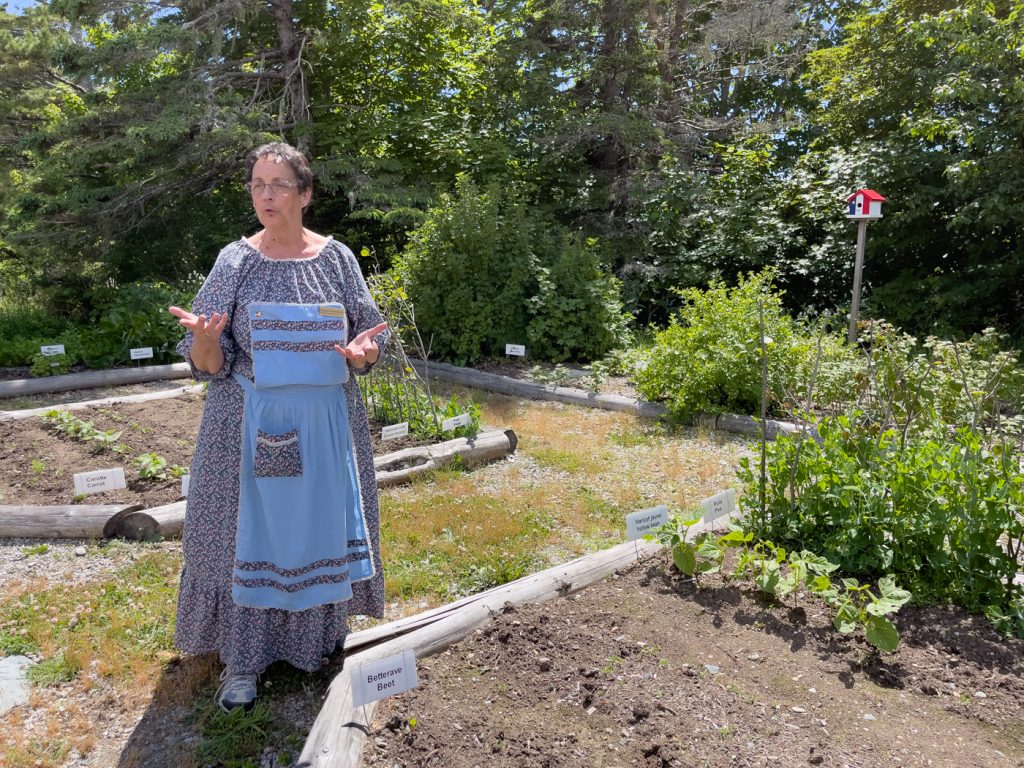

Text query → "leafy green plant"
[650,513,750,580]
[817,575,912,653]
[527,364,574,387]
[42,409,123,452]
[134,453,169,481]
[30,352,71,377]
[740,412,1024,618]
[393,176,624,364]
[635,270,811,421]
[21,543,49,556]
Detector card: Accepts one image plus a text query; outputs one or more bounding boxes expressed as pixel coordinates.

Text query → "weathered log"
[112,501,186,541]
[373,429,517,487]
[0,504,144,539]
[0,363,193,400]
[0,383,205,422]
[409,358,666,419]
[409,358,811,440]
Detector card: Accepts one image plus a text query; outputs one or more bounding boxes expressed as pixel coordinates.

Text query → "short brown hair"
[245,142,313,192]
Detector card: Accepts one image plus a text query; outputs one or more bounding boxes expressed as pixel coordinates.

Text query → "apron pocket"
[254,428,303,477]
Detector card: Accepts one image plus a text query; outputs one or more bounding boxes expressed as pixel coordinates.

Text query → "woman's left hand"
[335,322,389,369]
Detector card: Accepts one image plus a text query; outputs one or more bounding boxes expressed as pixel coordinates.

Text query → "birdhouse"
[846,189,885,220]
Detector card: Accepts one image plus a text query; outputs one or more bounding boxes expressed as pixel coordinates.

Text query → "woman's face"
[249,155,312,231]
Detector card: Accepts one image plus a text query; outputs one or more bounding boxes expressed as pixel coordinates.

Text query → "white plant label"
[701,489,736,523]
[626,505,670,541]
[505,343,526,357]
[40,344,65,356]
[181,473,190,497]
[130,347,154,360]
[442,413,472,431]
[351,649,419,707]
[73,468,126,496]
[381,422,410,441]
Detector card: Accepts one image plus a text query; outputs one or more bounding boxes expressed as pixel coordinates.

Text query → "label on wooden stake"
[130,347,154,360]
[40,344,65,356]
[351,649,419,707]
[73,468,126,496]
[625,505,670,540]
[181,474,190,497]
[381,422,410,441]
[505,344,526,357]
[442,413,472,431]
[701,489,736,523]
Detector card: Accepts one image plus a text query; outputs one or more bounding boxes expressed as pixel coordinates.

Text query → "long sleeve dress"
[174,237,388,675]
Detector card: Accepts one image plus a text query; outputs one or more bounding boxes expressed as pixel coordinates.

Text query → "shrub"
[634,270,810,420]
[526,235,629,363]
[393,176,625,364]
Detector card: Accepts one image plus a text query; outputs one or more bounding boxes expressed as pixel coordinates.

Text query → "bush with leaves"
[393,176,625,364]
[526,234,629,363]
[635,270,812,421]
[740,412,1024,634]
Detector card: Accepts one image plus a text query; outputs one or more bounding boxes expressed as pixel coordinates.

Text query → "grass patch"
[0,549,180,688]
[194,699,276,766]
[20,543,49,557]
[527,444,588,473]
[26,652,78,686]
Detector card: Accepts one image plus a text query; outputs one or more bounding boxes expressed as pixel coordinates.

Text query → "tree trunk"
[267,0,311,153]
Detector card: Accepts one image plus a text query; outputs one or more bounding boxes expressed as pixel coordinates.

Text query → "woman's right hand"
[168,306,229,343]
[168,306,228,374]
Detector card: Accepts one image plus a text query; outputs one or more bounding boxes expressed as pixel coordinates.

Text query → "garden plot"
[0,393,434,510]
[367,550,1024,768]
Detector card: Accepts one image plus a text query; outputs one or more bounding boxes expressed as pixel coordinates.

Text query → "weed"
[30,459,45,475]
[27,652,78,686]
[21,543,49,557]
[194,699,275,765]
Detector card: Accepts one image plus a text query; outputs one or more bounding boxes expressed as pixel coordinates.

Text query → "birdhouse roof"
[846,189,886,203]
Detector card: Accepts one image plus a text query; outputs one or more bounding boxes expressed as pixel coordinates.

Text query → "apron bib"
[231,302,375,612]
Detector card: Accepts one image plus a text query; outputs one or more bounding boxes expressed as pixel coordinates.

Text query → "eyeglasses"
[245,180,302,196]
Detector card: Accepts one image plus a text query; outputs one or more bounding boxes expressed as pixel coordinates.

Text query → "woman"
[168,142,389,712]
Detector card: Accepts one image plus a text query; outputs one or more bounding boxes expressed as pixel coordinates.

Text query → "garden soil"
[0,393,430,508]
[368,550,1024,768]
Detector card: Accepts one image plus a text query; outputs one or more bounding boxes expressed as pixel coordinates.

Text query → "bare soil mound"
[368,551,1024,767]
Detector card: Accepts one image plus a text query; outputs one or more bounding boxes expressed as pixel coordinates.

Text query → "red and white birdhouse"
[846,189,885,220]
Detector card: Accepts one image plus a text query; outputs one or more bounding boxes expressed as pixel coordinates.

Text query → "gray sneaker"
[216,668,258,713]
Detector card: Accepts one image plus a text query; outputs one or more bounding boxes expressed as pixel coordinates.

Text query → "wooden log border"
[0,383,206,421]
[0,431,517,540]
[298,513,731,767]
[408,358,803,440]
[0,363,193,399]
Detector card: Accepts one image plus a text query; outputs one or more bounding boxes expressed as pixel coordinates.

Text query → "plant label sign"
[442,413,472,431]
[181,473,190,497]
[382,422,410,441]
[505,343,526,357]
[351,649,419,707]
[130,347,154,360]
[625,505,670,541]
[73,468,127,496]
[701,489,735,523]
[40,344,65,356]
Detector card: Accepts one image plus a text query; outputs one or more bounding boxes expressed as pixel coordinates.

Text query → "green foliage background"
[3,0,1024,358]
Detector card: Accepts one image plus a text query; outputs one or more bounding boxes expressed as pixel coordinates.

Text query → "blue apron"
[230,301,375,612]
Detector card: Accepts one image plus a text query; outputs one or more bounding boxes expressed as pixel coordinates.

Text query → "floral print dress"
[174,237,388,674]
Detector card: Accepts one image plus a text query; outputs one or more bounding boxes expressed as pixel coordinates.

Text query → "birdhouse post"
[845,189,885,343]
